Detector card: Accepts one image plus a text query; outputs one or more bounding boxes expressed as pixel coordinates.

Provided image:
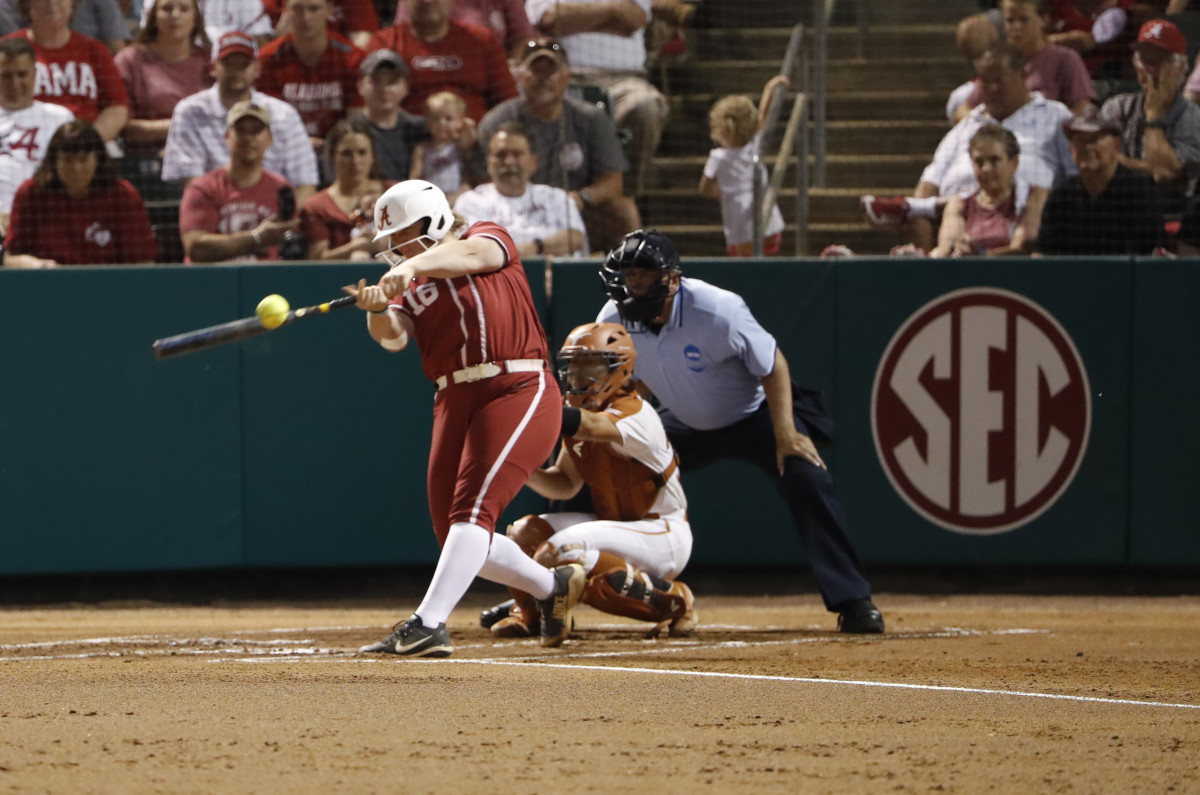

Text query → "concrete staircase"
[642,0,980,256]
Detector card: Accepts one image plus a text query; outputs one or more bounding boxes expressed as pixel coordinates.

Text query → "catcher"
[485,322,697,640]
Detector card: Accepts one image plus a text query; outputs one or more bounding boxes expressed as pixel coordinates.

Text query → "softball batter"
[348,179,585,655]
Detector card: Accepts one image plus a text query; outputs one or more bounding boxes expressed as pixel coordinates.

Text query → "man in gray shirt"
[595,230,884,634]
[478,38,639,253]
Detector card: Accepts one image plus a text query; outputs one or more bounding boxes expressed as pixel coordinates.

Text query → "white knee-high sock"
[476,532,556,600]
[415,522,491,627]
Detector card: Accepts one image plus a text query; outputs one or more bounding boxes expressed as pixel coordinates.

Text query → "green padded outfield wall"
[1,267,245,573]
[3,257,1198,574]
[1129,259,1200,565]
[0,262,550,575]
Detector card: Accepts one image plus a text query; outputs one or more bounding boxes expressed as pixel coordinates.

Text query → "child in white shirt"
[699,75,789,256]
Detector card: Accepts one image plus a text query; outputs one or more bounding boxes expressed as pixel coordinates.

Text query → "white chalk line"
[222,655,1200,713]
[438,659,1200,712]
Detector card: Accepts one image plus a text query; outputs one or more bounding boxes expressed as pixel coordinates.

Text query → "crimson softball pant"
[427,370,562,544]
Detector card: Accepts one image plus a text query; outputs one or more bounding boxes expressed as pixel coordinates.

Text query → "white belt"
[435,359,546,390]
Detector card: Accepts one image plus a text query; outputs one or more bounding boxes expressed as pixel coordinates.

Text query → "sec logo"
[871,288,1091,535]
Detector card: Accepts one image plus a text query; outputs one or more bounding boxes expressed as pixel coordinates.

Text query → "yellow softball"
[256,294,290,329]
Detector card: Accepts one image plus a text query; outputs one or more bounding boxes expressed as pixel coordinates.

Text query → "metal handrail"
[750,3,870,257]
[763,92,806,242]
[751,24,803,256]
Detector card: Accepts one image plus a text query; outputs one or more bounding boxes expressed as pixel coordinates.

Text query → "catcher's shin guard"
[582,561,697,636]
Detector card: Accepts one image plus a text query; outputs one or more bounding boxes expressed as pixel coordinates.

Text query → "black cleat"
[837,599,885,634]
[358,615,453,657]
[479,598,515,629]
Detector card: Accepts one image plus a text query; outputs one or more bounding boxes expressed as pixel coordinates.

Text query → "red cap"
[1136,20,1186,56]
[217,31,257,60]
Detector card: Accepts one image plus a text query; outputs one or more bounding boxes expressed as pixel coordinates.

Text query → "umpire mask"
[599,230,682,330]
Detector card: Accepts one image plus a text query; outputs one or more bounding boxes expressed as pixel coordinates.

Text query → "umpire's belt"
[435,359,546,390]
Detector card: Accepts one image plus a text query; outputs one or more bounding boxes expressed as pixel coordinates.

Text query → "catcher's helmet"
[557,322,637,411]
[373,179,455,265]
[599,230,681,327]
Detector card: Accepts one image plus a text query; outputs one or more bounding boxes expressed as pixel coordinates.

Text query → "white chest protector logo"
[871,287,1091,535]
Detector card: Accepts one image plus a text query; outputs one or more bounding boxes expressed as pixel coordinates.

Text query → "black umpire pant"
[665,386,873,611]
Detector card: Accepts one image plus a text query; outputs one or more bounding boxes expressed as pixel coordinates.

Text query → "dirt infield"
[2,591,1198,793]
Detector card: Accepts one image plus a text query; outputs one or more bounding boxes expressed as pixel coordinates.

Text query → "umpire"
[596,230,883,633]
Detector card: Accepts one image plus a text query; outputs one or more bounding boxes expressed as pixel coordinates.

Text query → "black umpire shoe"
[479,598,515,629]
[837,598,885,634]
[358,615,453,657]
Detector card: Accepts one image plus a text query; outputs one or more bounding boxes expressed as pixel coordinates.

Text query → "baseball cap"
[218,31,257,60]
[1135,19,1186,56]
[227,100,271,130]
[522,38,567,68]
[1062,106,1121,137]
[360,48,408,79]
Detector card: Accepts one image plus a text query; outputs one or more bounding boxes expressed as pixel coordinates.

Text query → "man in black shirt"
[1038,107,1164,256]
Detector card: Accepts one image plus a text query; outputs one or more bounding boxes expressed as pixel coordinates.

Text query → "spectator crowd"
[862,1,1200,258]
[0,0,701,266]
[7,0,1200,265]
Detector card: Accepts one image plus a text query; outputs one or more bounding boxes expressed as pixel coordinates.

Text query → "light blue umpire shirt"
[597,277,778,432]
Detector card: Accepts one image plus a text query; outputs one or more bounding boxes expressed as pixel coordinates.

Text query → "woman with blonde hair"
[699,75,788,256]
[115,0,213,157]
[346,179,582,657]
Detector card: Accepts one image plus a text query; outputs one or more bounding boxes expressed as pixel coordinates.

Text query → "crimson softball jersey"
[389,221,560,539]
[390,221,551,383]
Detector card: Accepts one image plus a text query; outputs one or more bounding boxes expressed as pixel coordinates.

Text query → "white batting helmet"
[373,179,454,241]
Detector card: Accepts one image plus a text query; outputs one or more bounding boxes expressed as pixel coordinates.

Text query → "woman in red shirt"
[299,117,393,259]
[347,180,584,657]
[4,119,157,267]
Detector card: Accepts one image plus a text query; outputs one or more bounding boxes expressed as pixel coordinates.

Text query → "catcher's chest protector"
[565,438,674,521]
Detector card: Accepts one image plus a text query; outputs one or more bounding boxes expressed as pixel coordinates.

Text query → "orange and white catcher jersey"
[564,394,687,522]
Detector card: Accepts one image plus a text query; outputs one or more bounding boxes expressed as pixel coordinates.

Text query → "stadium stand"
[20,0,1200,259]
